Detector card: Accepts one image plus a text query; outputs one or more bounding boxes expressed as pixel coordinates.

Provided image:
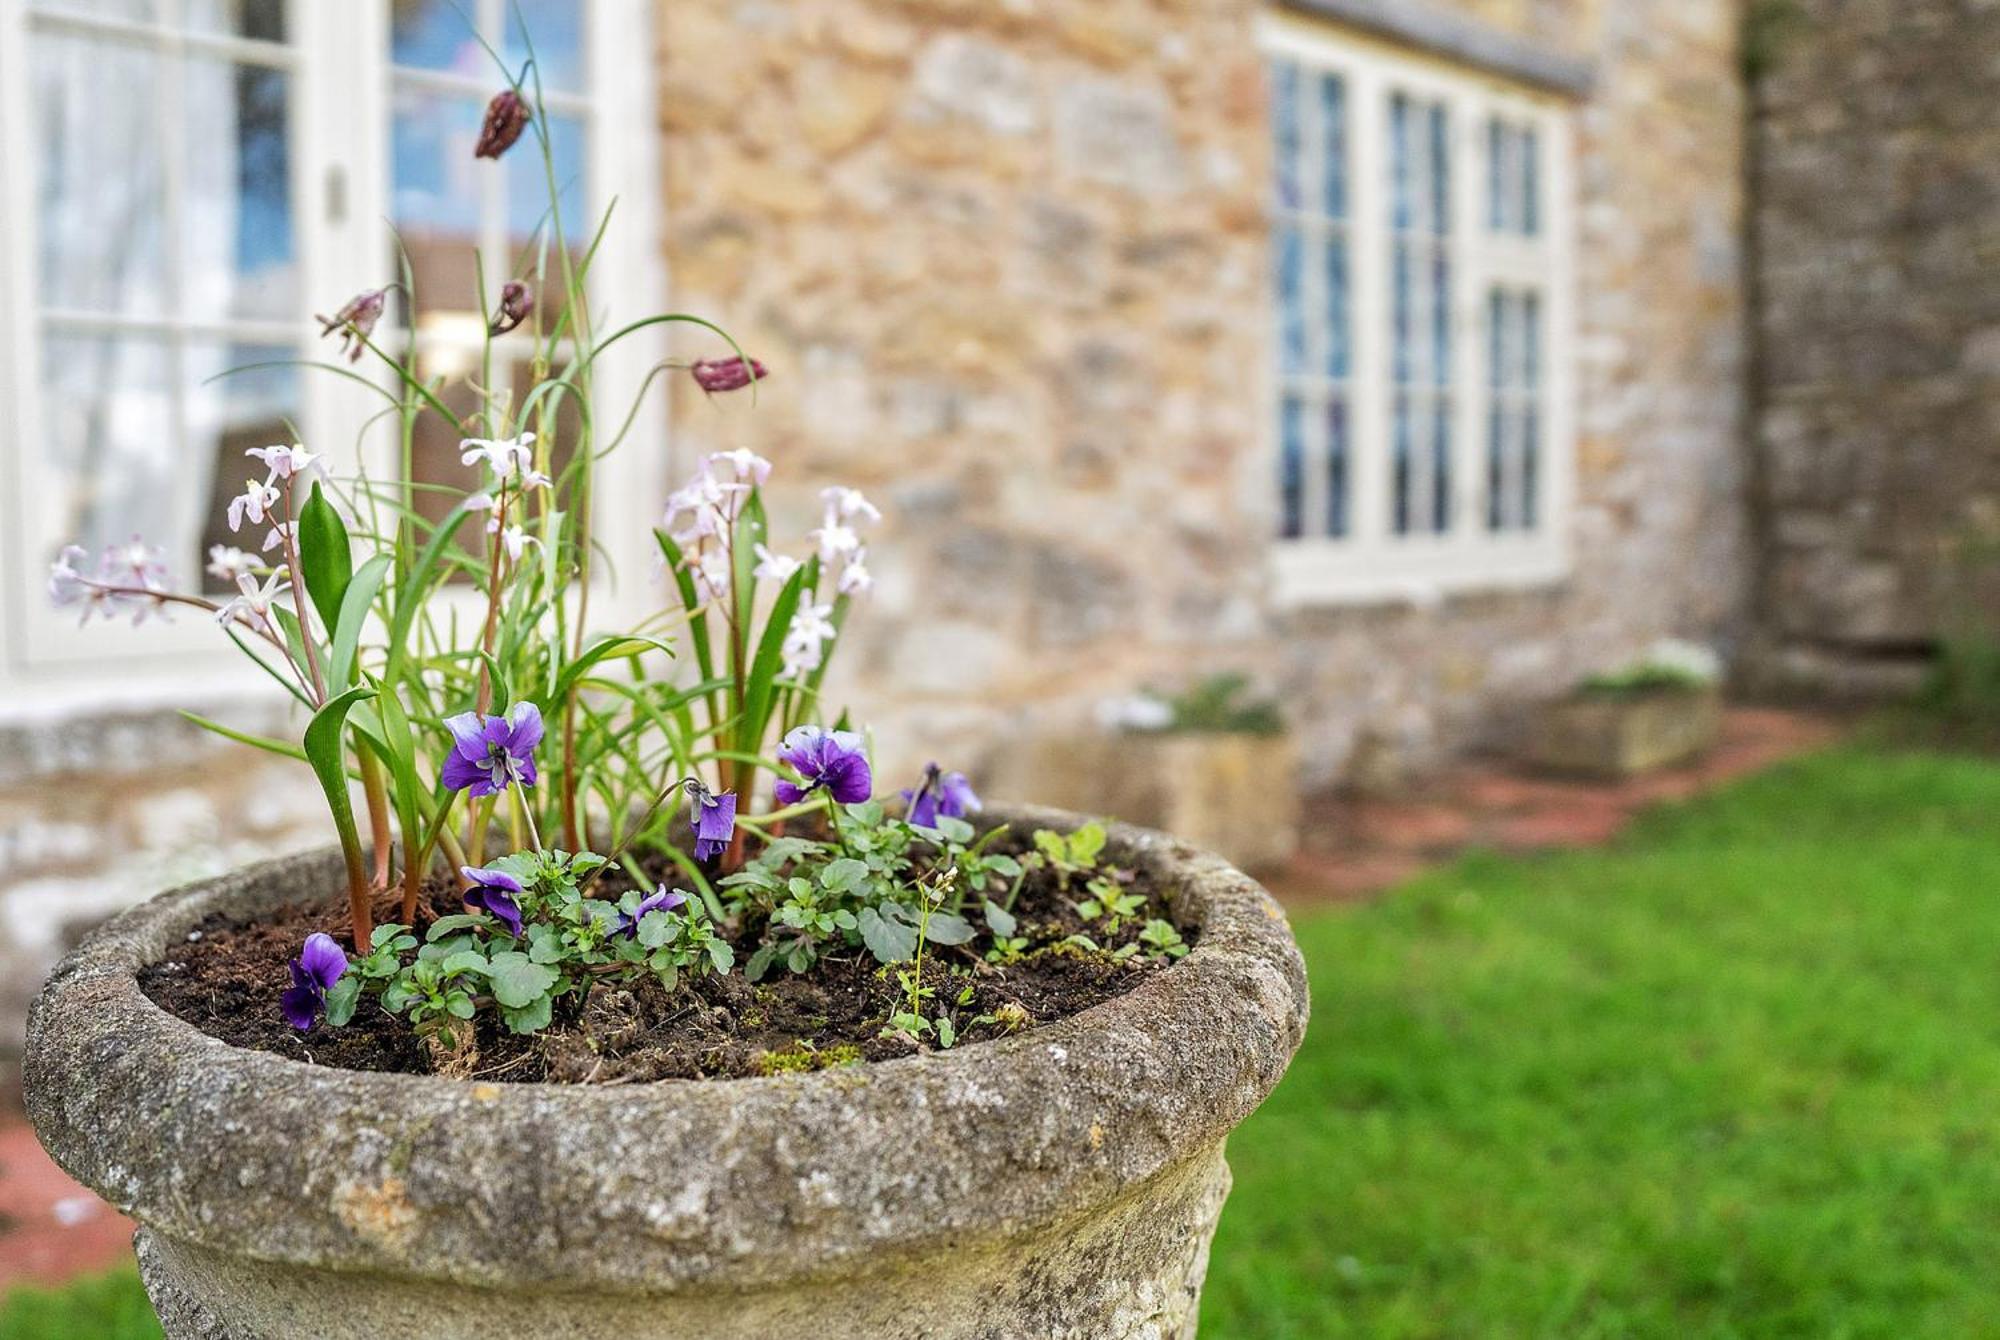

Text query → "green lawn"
[9,745,2000,1339]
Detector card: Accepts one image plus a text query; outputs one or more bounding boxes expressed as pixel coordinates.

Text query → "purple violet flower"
[461,865,526,938]
[686,780,738,861]
[616,883,688,936]
[474,88,530,160]
[901,763,983,829]
[690,356,769,393]
[773,726,872,807]
[281,932,349,1031]
[441,702,544,796]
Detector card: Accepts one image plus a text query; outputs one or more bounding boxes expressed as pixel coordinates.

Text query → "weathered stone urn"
[24,806,1308,1340]
[1528,685,1723,778]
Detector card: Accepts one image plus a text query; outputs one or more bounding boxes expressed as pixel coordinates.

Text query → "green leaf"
[858,904,917,963]
[179,710,308,762]
[440,949,489,977]
[324,976,362,1027]
[484,951,560,1008]
[926,912,976,946]
[302,684,377,898]
[548,635,672,712]
[982,898,1017,939]
[736,562,808,759]
[746,942,781,982]
[935,1013,957,1048]
[820,858,869,893]
[370,923,412,951]
[327,554,392,695]
[706,939,736,974]
[935,816,976,844]
[635,909,674,949]
[500,992,554,1035]
[1069,822,1107,866]
[297,481,354,636]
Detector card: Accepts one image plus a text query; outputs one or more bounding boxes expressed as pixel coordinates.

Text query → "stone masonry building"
[0,0,1978,1089]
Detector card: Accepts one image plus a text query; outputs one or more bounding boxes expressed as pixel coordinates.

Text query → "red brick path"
[1268,706,1844,905]
[0,1120,135,1290]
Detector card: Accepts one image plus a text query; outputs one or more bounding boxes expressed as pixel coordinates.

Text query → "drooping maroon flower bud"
[489,280,534,336]
[474,89,530,160]
[690,356,769,394]
[315,287,388,364]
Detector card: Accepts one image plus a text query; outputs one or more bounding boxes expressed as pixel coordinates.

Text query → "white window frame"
[0,0,665,706]
[1261,12,1576,607]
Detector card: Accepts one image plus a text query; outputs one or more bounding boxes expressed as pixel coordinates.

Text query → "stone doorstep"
[0,1119,135,1291]
[1268,706,1845,906]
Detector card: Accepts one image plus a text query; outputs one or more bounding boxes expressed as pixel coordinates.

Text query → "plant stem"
[358,748,393,890]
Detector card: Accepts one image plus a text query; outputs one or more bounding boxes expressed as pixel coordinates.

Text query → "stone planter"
[1528,685,1723,777]
[24,805,1308,1340]
[996,733,1300,875]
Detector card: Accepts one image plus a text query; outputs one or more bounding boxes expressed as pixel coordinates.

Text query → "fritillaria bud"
[315,287,388,364]
[490,280,534,336]
[690,356,769,394]
[475,89,530,160]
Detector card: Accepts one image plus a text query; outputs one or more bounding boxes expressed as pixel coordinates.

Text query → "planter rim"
[25,803,1308,1294]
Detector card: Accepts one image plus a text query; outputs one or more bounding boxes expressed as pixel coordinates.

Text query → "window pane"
[509,110,588,243]
[184,0,286,41]
[1319,74,1345,219]
[393,87,485,329]
[1521,127,1540,236]
[33,33,168,316]
[1276,226,1306,377]
[504,0,585,93]
[41,333,175,564]
[1427,103,1450,236]
[1279,396,1305,540]
[1323,235,1348,380]
[183,59,297,321]
[189,343,300,590]
[392,0,485,76]
[1392,399,1412,535]
[1270,61,1301,211]
[1389,94,1411,232]
[1431,403,1452,533]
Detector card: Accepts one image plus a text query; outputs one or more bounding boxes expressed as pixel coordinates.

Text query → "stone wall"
[1752,0,2000,686]
[655,0,1752,789]
[0,703,324,1105]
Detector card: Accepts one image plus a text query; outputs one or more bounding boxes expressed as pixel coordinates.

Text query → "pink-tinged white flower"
[489,520,538,562]
[246,443,322,483]
[693,547,734,602]
[464,491,496,514]
[836,550,873,597]
[753,543,801,582]
[819,486,880,526]
[780,592,837,679]
[261,520,295,553]
[206,545,257,584]
[811,522,860,567]
[227,478,280,533]
[706,448,772,486]
[112,536,170,591]
[459,433,537,481]
[215,569,292,635]
[48,546,111,624]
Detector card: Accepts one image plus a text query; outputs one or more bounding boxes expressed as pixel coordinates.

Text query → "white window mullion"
[1347,60,1389,552]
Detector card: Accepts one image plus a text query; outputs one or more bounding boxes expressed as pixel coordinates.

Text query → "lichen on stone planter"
[25,805,1307,1340]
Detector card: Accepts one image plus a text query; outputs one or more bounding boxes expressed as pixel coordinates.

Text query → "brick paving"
[0,705,1840,1294]
[1268,706,1844,905]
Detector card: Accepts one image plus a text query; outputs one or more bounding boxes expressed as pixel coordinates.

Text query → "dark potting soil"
[140,854,1189,1083]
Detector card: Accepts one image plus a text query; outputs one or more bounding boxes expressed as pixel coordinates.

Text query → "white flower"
[1096,694,1174,733]
[780,592,838,679]
[246,443,321,483]
[662,463,743,546]
[206,545,257,584]
[261,521,294,553]
[216,569,291,634]
[459,433,537,480]
[835,549,872,597]
[47,546,99,619]
[810,522,860,566]
[1642,638,1723,685]
[706,448,772,486]
[112,536,169,590]
[489,520,538,562]
[227,478,280,533]
[819,485,880,526]
[693,547,734,601]
[753,543,801,582]
[464,491,495,514]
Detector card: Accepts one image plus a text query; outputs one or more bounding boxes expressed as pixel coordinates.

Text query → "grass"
[9,744,2000,1338]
